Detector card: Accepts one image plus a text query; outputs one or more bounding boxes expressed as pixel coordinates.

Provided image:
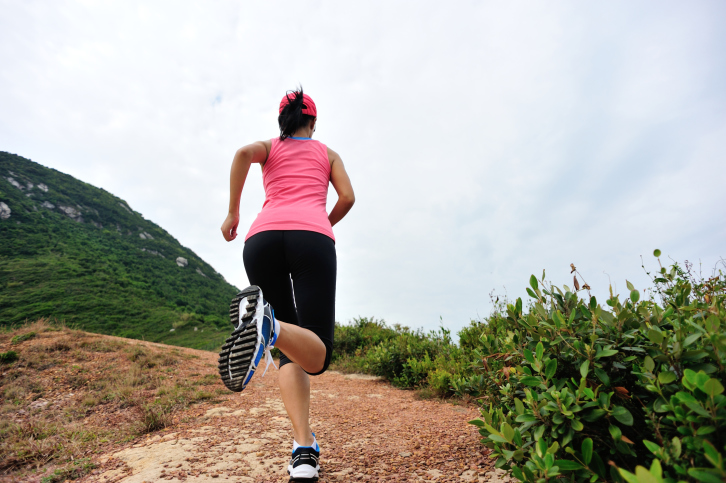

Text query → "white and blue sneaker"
[288,434,320,481]
[218,285,280,392]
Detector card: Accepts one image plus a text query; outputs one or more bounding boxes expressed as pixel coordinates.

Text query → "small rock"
[58,205,83,222]
[41,201,55,209]
[5,177,23,190]
[176,257,188,267]
[38,183,48,192]
[0,202,10,220]
[399,452,412,458]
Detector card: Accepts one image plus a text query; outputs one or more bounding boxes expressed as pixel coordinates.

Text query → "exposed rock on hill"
[0,201,10,219]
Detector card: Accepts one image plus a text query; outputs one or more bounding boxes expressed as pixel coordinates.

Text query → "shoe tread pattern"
[218,286,261,392]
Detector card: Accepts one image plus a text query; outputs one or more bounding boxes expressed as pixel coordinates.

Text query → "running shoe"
[288,436,320,481]
[218,285,278,392]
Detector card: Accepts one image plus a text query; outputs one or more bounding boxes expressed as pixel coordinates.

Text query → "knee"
[305,343,332,376]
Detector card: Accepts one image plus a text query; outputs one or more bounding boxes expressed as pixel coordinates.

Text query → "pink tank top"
[245,137,335,242]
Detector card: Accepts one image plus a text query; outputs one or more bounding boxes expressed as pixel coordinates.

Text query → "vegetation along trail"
[0,321,499,483]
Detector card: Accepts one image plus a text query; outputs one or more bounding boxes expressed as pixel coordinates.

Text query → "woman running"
[218,88,354,481]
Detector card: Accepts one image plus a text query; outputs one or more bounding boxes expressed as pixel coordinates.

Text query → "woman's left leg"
[277,230,336,450]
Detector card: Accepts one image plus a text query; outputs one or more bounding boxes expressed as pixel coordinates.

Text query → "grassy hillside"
[0,152,238,350]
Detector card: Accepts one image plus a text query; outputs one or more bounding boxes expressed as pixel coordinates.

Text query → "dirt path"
[88,351,498,483]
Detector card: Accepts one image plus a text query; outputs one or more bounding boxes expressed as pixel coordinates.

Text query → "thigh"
[283,231,336,348]
[243,231,298,325]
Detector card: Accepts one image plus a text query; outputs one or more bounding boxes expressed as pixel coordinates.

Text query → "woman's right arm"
[327,147,355,227]
[221,141,270,241]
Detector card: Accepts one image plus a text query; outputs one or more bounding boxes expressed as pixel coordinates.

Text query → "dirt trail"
[88,350,499,483]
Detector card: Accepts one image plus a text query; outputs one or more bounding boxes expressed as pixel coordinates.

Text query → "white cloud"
[1,0,724,334]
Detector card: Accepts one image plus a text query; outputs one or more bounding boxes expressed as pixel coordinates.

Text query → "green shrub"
[332,317,398,361]
[11,331,36,344]
[468,255,726,482]
[331,317,485,393]
[0,350,19,364]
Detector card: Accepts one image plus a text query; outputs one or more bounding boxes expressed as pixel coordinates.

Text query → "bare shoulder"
[236,140,271,164]
[326,146,342,166]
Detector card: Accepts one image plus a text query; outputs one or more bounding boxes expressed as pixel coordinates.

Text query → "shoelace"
[261,346,278,377]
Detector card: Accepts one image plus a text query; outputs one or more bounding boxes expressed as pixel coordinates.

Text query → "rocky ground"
[1,322,501,482]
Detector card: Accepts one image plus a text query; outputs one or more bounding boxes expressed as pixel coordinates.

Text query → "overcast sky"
[1,1,725,334]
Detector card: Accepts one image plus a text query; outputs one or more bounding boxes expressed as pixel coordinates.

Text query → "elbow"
[342,193,355,207]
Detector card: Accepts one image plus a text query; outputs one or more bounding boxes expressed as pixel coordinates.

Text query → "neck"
[292,126,313,138]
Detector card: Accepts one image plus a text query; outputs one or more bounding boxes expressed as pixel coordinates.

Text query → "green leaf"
[653,398,670,413]
[580,360,590,378]
[630,290,640,303]
[581,438,593,465]
[526,287,538,299]
[670,437,682,458]
[644,356,655,372]
[502,423,515,443]
[702,440,721,468]
[653,249,661,257]
[537,437,547,457]
[556,460,584,471]
[611,406,634,426]
[658,371,677,385]
[705,315,720,334]
[469,419,486,427]
[648,329,664,344]
[547,441,560,455]
[642,440,661,455]
[687,469,724,483]
[524,349,535,364]
[582,409,607,422]
[594,368,610,386]
[609,424,622,441]
[530,274,539,291]
[595,349,618,359]
[488,433,508,443]
[703,378,724,397]
[545,358,557,380]
[626,280,635,291]
[515,414,538,422]
[536,342,544,361]
[685,401,713,418]
[683,332,702,347]
[618,468,640,483]
[571,419,584,431]
[519,376,542,387]
[514,398,525,415]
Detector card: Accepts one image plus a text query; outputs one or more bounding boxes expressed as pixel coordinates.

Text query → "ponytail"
[278,87,315,141]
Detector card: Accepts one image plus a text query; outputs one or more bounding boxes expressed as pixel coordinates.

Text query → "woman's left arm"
[221,141,270,241]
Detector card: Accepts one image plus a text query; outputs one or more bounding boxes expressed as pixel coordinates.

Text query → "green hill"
[0,151,238,350]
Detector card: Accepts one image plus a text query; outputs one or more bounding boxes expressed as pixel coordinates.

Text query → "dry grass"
[0,318,227,480]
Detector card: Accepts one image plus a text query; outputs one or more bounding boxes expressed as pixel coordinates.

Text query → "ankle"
[293,431,315,447]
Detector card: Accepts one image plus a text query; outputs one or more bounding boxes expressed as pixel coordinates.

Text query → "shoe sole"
[288,464,320,481]
[218,286,263,392]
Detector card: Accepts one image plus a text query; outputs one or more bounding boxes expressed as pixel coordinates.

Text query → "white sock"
[272,318,281,345]
[293,435,319,451]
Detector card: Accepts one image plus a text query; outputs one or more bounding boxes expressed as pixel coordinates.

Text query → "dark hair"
[278,87,315,141]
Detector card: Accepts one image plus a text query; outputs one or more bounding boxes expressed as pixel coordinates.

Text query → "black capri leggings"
[243,230,336,375]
